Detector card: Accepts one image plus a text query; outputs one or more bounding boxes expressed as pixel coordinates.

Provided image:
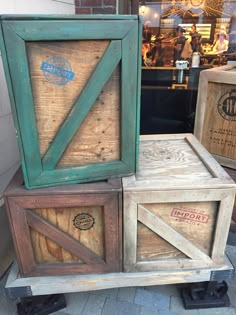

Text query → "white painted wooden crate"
[123,134,236,272]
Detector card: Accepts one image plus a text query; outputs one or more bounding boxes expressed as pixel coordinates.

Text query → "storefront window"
[139,2,236,135]
[140,1,236,67]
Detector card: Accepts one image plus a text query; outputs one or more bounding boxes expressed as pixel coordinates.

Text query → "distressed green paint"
[121,24,139,171]
[1,15,137,21]
[2,24,42,183]
[34,161,132,188]
[135,16,143,170]
[43,40,122,170]
[2,20,135,41]
[0,15,141,189]
[0,24,30,187]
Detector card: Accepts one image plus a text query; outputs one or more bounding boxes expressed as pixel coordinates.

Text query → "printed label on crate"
[41,56,75,86]
[73,213,95,230]
[217,89,236,121]
[171,207,209,225]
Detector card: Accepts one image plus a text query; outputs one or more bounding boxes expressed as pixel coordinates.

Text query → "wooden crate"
[0,15,142,189]
[123,134,236,272]
[194,65,236,169]
[4,169,122,277]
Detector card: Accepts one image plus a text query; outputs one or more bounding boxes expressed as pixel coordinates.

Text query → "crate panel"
[137,201,217,262]
[4,169,122,276]
[201,82,236,162]
[27,41,120,167]
[30,206,104,264]
[137,222,187,260]
[194,65,236,169]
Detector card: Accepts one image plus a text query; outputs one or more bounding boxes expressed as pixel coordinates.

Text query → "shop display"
[123,134,235,272]
[2,12,236,305]
[0,15,142,189]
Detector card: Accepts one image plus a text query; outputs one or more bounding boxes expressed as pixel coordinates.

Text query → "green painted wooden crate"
[0,15,142,189]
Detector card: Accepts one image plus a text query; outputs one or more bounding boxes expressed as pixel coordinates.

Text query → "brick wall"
[75,0,117,14]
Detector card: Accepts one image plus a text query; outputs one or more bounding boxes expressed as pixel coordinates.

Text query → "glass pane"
[139,2,236,134]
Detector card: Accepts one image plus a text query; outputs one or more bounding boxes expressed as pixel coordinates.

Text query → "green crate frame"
[0,15,142,189]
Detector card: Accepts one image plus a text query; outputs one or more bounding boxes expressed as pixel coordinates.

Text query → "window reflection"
[140,1,236,67]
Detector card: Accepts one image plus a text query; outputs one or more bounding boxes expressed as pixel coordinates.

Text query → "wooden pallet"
[5,258,234,298]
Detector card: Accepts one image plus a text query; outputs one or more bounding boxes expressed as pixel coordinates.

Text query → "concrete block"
[117,287,136,303]
[82,294,106,315]
[196,307,236,315]
[140,305,159,315]
[102,298,140,315]
[93,288,118,299]
[65,292,89,315]
[145,285,179,298]
[170,296,198,315]
[134,288,170,311]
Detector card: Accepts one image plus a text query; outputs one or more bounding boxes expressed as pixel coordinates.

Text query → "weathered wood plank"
[138,205,212,263]
[121,22,139,171]
[3,20,136,41]
[194,65,236,169]
[42,40,121,170]
[26,210,105,265]
[123,195,138,270]
[5,258,234,296]
[211,193,236,263]
[6,200,36,275]
[2,24,42,185]
[1,15,138,21]
[27,41,120,168]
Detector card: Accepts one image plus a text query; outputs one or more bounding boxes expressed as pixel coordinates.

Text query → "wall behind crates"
[75,0,118,14]
[0,0,76,276]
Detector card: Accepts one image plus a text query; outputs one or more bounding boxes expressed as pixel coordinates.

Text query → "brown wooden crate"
[194,65,236,169]
[4,169,122,277]
[123,134,236,272]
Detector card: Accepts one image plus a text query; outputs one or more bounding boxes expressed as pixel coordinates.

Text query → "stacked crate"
[1,15,236,280]
[1,14,141,276]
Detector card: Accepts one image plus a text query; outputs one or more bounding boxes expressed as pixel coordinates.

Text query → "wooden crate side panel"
[43,40,121,170]
[30,206,104,264]
[2,24,43,184]
[201,82,236,162]
[137,222,187,260]
[6,193,121,276]
[139,201,217,257]
[58,65,120,167]
[27,40,120,167]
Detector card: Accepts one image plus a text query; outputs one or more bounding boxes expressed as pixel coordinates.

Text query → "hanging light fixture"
[140,0,146,14]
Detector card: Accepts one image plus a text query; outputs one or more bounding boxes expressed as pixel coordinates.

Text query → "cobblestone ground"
[1,244,236,315]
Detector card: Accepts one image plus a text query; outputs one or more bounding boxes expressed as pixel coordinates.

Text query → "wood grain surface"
[201,82,236,162]
[137,138,213,180]
[30,206,104,264]
[137,201,217,261]
[27,41,120,167]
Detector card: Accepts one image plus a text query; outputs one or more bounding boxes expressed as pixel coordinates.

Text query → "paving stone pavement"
[1,245,236,315]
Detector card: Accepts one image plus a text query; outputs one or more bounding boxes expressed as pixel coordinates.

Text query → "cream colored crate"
[194,64,236,169]
[123,134,236,273]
